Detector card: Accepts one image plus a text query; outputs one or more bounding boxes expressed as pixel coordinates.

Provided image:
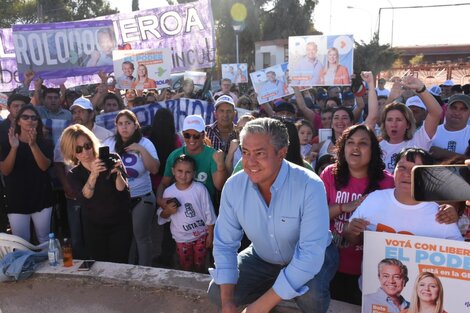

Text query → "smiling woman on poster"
[131,64,157,90]
[319,47,350,85]
[400,272,447,313]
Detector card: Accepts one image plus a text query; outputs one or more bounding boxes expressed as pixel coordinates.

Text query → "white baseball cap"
[70,97,93,111]
[182,115,205,132]
[214,95,235,108]
[405,96,426,111]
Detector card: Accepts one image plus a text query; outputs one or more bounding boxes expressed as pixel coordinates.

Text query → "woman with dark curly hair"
[320,124,394,305]
[0,105,53,243]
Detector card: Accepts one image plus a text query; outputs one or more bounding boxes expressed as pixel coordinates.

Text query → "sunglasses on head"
[183,132,202,140]
[20,114,39,121]
[75,142,93,154]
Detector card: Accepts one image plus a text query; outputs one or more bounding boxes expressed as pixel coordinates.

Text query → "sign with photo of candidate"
[289,34,354,87]
[113,48,172,90]
[222,63,248,84]
[362,231,469,313]
[12,20,116,81]
[249,63,290,105]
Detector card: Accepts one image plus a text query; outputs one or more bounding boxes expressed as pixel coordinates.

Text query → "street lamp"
[346,6,373,41]
[232,21,245,64]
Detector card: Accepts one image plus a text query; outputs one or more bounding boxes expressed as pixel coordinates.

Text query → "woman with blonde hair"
[379,76,442,173]
[61,124,131,263]
[319,47,351,85]
[131,64,157,90]
[400,272,447,313]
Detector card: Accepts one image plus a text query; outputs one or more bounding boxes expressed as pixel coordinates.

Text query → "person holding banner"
[400,271,447,313]
[0,105,53,244]
[319,47,351,86]
[131,64,157,90]
[104,110,160,266]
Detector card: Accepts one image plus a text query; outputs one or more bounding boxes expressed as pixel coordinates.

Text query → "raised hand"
[8,128,19,148]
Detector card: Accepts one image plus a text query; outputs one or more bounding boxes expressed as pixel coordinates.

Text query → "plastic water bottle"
[48,233,59,266]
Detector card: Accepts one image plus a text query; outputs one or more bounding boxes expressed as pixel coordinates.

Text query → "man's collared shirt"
[116,75,135,90]
[205,121,237,154]
[295,57,323,85]
[36,106,72,121]
[210,160,331,300]
[363,288,410,313]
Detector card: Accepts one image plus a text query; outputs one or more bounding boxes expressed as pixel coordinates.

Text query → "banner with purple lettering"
[113,49,172,90]
[12,20,116,81]
[362,231,469,313]
[0,0,215,92]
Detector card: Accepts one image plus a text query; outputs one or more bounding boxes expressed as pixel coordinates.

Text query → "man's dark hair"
[43,88,60,99]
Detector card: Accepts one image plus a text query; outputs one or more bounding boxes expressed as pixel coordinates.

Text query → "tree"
[262,0,320,40]
[132,0,139,11]
[0,0,118,27]
[354,33,400,77]
[409,54,424,65]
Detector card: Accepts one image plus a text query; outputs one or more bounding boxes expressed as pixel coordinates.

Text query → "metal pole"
[236,33,239,64]
[377,8,382,43]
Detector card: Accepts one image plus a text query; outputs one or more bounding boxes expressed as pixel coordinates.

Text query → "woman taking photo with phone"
[104,110,159,266]
[0,105,53,244]
[61,124,131,263]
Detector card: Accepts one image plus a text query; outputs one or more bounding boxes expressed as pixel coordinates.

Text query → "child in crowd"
[157,155,216,272]
[296,119,316,166]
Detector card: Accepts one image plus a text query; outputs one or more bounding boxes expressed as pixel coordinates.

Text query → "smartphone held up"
[412,164,470,202]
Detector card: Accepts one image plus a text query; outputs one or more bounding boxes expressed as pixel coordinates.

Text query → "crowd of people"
[0,66,469,313]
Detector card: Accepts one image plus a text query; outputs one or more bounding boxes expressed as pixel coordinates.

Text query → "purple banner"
[12,20,115,81]
[0,0,215,92]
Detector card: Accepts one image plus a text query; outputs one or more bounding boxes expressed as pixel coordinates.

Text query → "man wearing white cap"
[205,95,237,154]
[405,96,427,129]
[431,94,470,161]
[156,115,227,210]
[440,79,454,101]
[53,97,113,258]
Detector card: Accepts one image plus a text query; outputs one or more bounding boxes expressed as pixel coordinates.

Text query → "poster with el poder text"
[362,231,470,313]
[113,49,172,90]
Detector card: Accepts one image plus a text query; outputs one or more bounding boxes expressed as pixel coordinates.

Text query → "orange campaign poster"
[362,231,470,313]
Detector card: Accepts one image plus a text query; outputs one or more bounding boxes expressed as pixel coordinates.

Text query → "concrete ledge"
[30,260,360,313]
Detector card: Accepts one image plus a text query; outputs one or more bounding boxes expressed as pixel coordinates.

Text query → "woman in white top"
[104,110,160,266]
[315,71,379,159]
[379,76,442,173]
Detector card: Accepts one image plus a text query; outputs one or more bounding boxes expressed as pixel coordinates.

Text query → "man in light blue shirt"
[293,41,323,86]
[208,118,338,313]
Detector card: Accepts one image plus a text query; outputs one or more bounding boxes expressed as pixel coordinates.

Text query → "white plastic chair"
[0,233,48,259]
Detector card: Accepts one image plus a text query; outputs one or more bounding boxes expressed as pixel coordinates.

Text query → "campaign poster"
[362,231,470,313]
[249,63,290,105]
[288,34,354,87]
[222,63,248,84]
[0,0,215,92]
[184,70,207,86]
[113,49,172,90]
[12,20,116,81]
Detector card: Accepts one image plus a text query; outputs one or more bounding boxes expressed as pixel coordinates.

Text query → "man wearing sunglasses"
[205,95,237,155]
[157,115,227,213]
[53,97,113,259]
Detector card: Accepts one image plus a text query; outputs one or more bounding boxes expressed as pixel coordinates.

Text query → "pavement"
[0,260,361,313]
